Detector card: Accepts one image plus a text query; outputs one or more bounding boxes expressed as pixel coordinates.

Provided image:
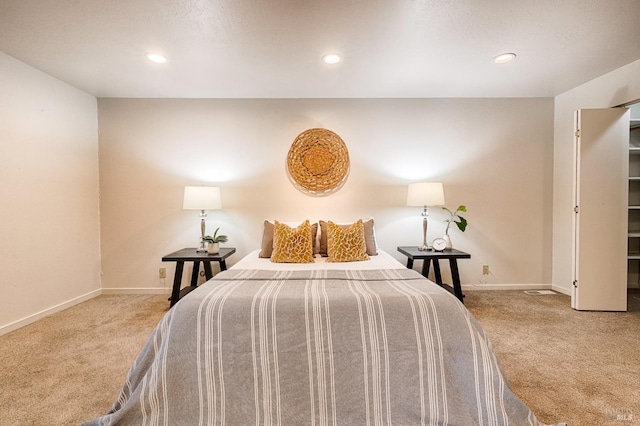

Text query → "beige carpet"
[466,291,640,426]
[0,291,638,425]
[0,295,168,426]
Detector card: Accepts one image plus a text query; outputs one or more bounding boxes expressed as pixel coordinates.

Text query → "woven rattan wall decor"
[287,128,350,195]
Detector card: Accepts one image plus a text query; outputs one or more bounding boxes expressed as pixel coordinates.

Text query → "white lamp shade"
[183,186,222,210]
[406,182,445,206]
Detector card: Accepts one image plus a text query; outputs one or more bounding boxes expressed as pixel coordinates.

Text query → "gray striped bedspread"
[84,268,551,425]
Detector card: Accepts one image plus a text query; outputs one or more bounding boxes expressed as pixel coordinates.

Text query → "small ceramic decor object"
[207,242,219,254]
[202,227,228,255]
[287,128,350,195]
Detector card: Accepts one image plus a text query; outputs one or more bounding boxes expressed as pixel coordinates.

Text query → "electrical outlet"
[482,264,490,275]
[159,268,166,279]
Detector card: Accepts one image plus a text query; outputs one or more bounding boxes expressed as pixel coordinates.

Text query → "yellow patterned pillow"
[271,220,315,263]
[326,220,370,262]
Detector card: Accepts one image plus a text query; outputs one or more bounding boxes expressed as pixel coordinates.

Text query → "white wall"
[98,97,554,291]
[553,59,640,294]
[0,52,101,334]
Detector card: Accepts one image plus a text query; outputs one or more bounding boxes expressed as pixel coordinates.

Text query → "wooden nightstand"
[162,247,235,307]
[397,246,470,303]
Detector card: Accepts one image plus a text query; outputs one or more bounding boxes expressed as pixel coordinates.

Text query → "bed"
[83,220,552,425]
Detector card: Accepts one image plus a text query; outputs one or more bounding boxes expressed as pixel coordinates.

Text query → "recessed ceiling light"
[145,53,167,64]
[322,54,341,64]
[493,53,516,64]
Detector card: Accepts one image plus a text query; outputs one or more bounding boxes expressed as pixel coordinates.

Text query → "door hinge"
[575,129,581,137]
[573,280,578,288]
[573,206,579,213]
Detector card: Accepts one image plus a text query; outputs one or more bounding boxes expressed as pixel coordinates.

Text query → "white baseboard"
[462,283,553,291]
[1,287,170,336]
[101,287,170,295]
[0,289,102,336]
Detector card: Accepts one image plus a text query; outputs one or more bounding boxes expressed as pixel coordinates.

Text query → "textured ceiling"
[1,0,639,98]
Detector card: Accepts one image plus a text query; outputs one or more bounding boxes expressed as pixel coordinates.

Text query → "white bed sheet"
[232,249,406,271]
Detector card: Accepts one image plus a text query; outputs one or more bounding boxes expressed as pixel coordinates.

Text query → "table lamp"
[407,182,445,251]
[183,186,222,252]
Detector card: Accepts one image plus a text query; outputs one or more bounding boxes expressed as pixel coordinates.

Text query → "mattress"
[232,248,406,271]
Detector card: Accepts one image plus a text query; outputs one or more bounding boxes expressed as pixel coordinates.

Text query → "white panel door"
[572,108,630,311]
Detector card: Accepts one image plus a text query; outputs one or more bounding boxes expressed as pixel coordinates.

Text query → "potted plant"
[202,227,228,254]
[442,205,467,249]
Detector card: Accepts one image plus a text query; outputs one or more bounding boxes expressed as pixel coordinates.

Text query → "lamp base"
[418,208,432,251]
[196,212,208,252]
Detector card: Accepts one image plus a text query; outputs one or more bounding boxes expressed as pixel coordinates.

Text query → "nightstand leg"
[421,259,431,277]
[406,258,414,269]
[220,259,228,271]
[204,261,213,280]
[449,259,464,302]
[169,261,185,308]
[190,261,200,286]
[432,260,443,285]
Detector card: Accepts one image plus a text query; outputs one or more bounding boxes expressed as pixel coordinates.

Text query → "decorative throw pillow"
[319,218,378,256]
[270,220,315,263]
[259,220,318,258]
[326,220,370,262]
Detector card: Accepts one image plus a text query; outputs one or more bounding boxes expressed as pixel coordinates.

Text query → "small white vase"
[207,242,220,254]
[443,234,452,249]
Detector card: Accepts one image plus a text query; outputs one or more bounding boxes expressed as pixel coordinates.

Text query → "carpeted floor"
[0,290,638,425]
[465,290,640,426]
[0,295,169,426]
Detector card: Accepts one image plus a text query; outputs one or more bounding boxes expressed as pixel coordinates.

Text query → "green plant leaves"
[443,205,468,232]
[455,216,468,232]
[203,227,229,243]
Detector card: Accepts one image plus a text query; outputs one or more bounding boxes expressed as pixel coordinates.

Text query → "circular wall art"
[287,128,350,195]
